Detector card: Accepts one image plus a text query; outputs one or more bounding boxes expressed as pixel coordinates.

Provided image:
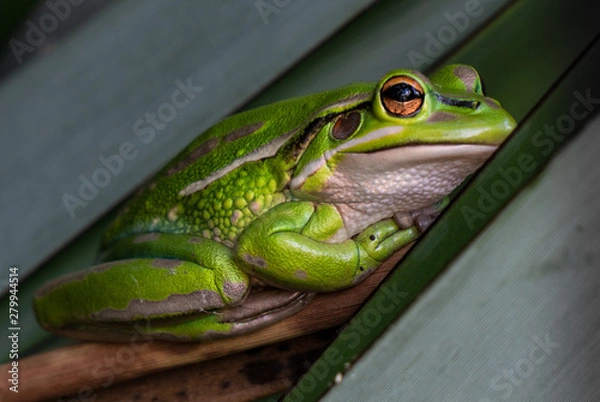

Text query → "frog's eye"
[331,111,361,140]
[381,76,424,117]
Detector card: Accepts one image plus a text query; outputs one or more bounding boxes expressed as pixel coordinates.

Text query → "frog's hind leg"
[33,256,250,341]
[34,257,313,342]
[101,233,252,306]
[208,287,315,339]
[132,287,315,342]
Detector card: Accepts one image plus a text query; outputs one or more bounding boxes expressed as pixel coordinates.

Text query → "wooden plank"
[73,329,336,402]
[0,0,377,292]
[321,106,600,401]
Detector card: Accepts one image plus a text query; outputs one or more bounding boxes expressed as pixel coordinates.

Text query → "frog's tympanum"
[35,65,516,341]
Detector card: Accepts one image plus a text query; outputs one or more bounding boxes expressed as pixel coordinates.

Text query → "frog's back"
[103,82,374,247]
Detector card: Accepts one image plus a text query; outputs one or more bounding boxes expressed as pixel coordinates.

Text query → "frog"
[34,65,516,342]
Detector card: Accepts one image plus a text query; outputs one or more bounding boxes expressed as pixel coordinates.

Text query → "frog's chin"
[314,144,498,240]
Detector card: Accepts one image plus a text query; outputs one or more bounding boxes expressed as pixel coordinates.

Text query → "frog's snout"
[481,96,517,143]
[498,105,517,135]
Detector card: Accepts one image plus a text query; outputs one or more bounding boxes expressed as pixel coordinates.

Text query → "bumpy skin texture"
[104,84,374,246]
[34,65,516,341]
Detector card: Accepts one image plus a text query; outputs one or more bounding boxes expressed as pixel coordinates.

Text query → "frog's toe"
[414,213,434,232]
[223,280,250,303]
[394,211,414,229]
[213,288,314,338]
[396,197,450,233]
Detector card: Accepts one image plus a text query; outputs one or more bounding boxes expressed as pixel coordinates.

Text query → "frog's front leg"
[236,202,419,292]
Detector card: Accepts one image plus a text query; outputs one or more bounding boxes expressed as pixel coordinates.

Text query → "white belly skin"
[322,144,497,241]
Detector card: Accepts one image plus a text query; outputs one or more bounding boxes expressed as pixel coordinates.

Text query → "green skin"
[34,65,516,341]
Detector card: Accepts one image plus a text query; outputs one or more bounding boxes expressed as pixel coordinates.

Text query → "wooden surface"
[68,329,337,402]
[0,247,409,402]
[322,114,600,401]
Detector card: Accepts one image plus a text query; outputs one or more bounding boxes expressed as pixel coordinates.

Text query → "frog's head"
[290,64,516,237]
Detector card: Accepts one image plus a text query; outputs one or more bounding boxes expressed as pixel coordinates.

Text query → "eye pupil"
[384,83,419,102]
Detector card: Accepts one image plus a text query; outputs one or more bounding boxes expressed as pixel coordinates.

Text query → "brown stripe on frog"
[178,96,368,197]
[151,259,183,269]
[484,97,501,109]
[223,122,264,143]
[133,233,160,243]
[427,111,458,123]
[166,137,219,176]
[91,290,226,322]
[294,269,308,280]
[179,128,298,196]
[313,92,371,116]
[453,65,480,93]
[188,236,204,244]
[148,292,316,341]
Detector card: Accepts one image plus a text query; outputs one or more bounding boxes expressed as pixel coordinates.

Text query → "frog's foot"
[39,284,313,342]
[210,287,315,339]
[352,219,419,284]
[394,197,450,232]
[112,287,315,342]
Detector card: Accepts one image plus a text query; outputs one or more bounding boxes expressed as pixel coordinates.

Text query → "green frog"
[34,65,516,341]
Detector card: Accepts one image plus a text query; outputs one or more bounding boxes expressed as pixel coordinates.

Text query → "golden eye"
[331,111,361,140]
[380,75,424,117]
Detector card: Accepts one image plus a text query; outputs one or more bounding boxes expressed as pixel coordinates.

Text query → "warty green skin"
[34,65,516,341]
